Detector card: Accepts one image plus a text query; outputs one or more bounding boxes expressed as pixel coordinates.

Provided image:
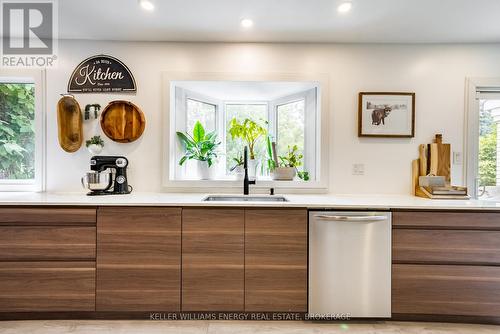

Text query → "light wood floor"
[0,321,500,334]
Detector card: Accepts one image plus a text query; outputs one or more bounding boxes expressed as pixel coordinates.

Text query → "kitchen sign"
[67,55,137,93]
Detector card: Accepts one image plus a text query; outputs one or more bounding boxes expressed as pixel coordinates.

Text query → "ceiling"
[58,0,500,43]
[173,81,318,100]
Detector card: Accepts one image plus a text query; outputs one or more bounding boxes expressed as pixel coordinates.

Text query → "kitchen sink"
[203,195,288,202]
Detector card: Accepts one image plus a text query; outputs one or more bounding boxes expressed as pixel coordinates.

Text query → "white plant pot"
[271,167,296,181]
[233,165,244,180]
[197,160,214,180]
[248,158,257,179]
[87,144,103,155]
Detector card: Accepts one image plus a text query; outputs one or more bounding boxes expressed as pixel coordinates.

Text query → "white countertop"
[0,192,500,210]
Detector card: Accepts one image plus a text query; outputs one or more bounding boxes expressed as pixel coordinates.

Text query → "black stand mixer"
[81,156,132,196]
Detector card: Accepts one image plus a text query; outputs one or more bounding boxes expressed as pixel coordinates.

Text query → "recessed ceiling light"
[337,2,352,13]
[240,18,254,28]
[139,0,155,11]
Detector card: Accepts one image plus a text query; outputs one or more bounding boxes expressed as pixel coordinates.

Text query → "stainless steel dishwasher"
[309,211,391,318]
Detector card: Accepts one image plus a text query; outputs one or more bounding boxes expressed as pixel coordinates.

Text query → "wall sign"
[67,55,137,93]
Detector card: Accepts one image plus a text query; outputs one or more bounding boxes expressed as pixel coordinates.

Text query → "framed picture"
[358,92,415,138]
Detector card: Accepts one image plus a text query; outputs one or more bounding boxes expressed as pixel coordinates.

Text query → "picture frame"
[358,92,415,138]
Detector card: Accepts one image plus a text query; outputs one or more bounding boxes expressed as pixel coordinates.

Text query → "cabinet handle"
[314,215,387,222]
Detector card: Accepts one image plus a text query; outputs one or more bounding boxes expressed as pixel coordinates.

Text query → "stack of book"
[419,185,469,199]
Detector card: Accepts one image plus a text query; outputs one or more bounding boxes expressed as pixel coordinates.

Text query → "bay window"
[165,77,326,191]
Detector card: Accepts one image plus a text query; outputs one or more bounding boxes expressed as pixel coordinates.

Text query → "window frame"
[0,69,45,192]
[163,73,330,193]
[271,88,317,180]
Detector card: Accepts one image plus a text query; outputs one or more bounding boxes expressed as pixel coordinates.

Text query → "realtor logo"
[1,0,58,67]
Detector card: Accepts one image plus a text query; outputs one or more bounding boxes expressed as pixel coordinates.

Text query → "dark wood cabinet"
[96,207,181,311]
[244,209,307,312]
[392,210,500,319]
[182,208,244,311]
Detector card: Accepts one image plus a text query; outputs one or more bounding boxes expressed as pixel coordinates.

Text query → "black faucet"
[243,146,256,195]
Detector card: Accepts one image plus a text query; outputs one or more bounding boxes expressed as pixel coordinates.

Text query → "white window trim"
[0,69,45,192]
[173,87,221,180]
[465,77,500,199]
[272,88,317,180]
[162,72,330,194]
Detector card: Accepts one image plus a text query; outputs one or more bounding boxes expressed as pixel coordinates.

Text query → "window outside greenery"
[277,100,305,171]
[186,99,216,134]
[0,83,35,180]
[225,104,267,174]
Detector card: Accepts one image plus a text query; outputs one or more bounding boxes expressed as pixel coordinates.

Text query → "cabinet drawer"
[0,226,96,261]
[0,261,95,312]
[393,264,500,317]
[393,211,500,230]
[393,229,500,265]
[0,208,96,225]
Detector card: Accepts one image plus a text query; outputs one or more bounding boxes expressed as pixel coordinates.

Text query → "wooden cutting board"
[418,144,428,176]
[429,134,451,184]
[100,101,146,143]
[57,95,83,153]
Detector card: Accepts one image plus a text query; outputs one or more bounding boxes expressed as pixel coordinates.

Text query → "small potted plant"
[228,118,267,178]
[273,145,309,181]
[177,121,220,180]
[85,135,104,155]
[229,155,244,180]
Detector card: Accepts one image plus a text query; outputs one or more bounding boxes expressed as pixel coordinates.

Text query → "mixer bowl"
[81,171,111,191]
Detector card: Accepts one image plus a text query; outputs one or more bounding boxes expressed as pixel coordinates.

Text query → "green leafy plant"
[85,135,104,147]
[176,121,220,167]
[266,136,277,172]
[0,83,35,180]
[228,118,267,160]
[278,145,309,181]
[230,155,243,172]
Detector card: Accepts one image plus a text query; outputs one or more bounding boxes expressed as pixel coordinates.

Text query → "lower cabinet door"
[393,264,500,317]
[96,207,182,311]
[0,261,95,312]
[182,208,244,311]
[245,209,308,312]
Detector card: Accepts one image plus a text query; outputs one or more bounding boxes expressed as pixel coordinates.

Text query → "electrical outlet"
[352,163,365,176]
[453,151,462,165]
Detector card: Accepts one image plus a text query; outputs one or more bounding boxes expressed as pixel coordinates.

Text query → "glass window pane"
[186,98,216,134]
[478,99,500,199]
[277,100,305,170]
[0,82,35,180]
[225,104,267,174]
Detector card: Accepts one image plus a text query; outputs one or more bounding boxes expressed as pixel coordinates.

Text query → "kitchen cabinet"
[392,210,500,319]
[0,262,95,312]
[245,209,307,312]
[182,208,244,311]
[96,207,181,311]
[0,207,97,312]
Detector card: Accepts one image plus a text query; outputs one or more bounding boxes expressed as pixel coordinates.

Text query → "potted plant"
[229,155,244,180]
[228,118,267,178]
[273,145,310,181]
[85,135,104,155]
[176,121,220,180]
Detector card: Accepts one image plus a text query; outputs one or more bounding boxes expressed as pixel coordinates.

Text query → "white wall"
[45,40,500,194]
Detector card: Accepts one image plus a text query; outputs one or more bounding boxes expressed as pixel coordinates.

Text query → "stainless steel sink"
[203,195,288,202]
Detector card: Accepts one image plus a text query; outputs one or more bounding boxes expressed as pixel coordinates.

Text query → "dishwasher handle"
[314,214,387,222]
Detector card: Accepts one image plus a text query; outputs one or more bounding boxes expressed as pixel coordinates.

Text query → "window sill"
[162,179,328,193]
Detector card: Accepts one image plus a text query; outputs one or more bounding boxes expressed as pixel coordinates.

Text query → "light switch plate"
[453,151,462,165]
[352,163,365,176]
